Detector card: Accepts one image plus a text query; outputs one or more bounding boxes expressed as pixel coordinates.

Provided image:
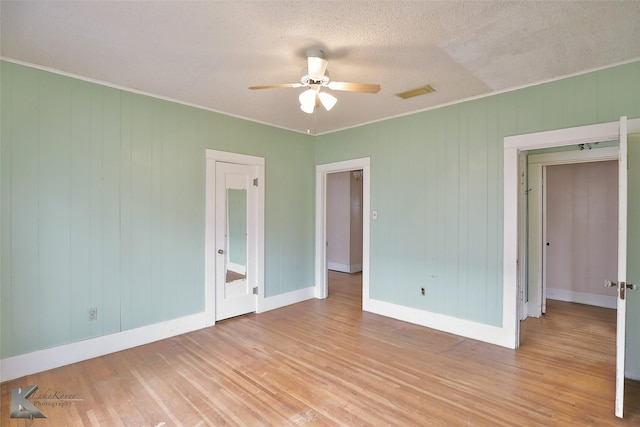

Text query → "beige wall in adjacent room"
[327,171,363,273]
[545,160,618,300]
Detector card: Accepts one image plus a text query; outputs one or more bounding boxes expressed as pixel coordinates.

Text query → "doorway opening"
[505,118,640,418]
[503,120,622,349]
[326,170,364,298]
[525,146,618,319]
[205,150,265,326]
[315,158,370,306]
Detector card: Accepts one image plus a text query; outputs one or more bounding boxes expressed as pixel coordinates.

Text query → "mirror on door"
[226,188,247,284]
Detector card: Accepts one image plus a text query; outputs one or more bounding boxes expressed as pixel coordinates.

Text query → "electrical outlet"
[420,287,425,296]
[88,307,97,321]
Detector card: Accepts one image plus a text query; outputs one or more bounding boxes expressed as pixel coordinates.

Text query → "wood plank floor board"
[2,271,639,426]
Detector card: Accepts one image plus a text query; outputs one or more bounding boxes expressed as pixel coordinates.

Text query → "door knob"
[218,249,224,254]
[604,280,638,300]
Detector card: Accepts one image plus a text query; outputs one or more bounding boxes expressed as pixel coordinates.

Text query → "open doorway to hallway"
[326,170,364,298]
[315,157,370,306]
[328,271,363,308]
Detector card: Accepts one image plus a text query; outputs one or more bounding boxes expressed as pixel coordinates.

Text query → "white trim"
[5,56,639,137]
[312,58,640,136]
[0,312,207,382]
[316,158,371,302]
[518,152,527,320]
[528,146,619,165]
[257,286,316,313]
[315,157,514,348]
[505,122,619,150]
[546,289,617,309]
[327,262,363,273]
[205,149,265,325]
[526,146,618,318]
[504,119,640,352]
[616,117,628,418]
[205,149,266,166]
[0,57,304,136]
[364,299,510,348]
[227,262,246,275]
[503,146,521,348]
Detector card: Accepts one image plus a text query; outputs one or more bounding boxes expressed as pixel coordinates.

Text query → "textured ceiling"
[2,1,640,135]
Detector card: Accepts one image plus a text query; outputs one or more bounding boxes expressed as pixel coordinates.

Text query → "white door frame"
[504,120,621,349]
[315,158,370,303]
[205,149,265,326]
[615,117,628,418]
[526,146,619,319]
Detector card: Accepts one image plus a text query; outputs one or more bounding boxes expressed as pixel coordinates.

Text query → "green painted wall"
[627,133,640,378]
[316,61,640,327]
[3,58,640,361]
[0,61,315,358]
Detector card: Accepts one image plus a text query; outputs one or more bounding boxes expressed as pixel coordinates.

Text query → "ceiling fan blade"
[248,83,303,90]
[326,81,380,94]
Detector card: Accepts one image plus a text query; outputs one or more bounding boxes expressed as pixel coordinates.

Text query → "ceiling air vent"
[395,85,435,99]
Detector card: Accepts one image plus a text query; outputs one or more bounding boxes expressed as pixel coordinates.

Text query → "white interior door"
[215,162,257,321]
[614,116,628,418]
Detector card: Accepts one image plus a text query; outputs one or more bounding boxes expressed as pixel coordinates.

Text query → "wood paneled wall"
[315,61,640,327]
[0,61,316,359]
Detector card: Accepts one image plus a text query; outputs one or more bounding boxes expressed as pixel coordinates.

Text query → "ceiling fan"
[249,49,381,114]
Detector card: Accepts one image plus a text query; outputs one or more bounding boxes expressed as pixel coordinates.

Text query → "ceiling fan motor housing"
[300,68,330,86]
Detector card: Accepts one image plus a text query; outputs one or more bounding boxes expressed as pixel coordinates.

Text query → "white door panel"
[613,116,627,418]
[215,162,257,321]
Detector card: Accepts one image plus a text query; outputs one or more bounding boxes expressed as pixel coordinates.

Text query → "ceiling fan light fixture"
[249,48,380,116]
[307,49,328,79]
[300,103,315,114]
[318,91,337,111]
[299,88,316,114]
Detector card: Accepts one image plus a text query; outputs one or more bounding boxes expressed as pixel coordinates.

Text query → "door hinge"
[253,178,259,187]
[252,286,258,295]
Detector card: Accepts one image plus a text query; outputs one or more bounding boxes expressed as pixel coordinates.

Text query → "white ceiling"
[2,1,640,135]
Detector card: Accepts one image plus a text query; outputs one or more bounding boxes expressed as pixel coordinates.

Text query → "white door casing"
[504,117,640,418]
[526,147,618,319]
[315,158,370,303]
[615,116,628,418]
[215,162,257,321]
[205,150,265,325]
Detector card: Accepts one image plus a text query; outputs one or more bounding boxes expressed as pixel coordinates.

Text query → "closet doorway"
[526,146,618,318]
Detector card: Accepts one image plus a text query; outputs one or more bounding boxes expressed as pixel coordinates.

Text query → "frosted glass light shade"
[299,89,316,114]
[318,91,337,111]
[307,56,328,79]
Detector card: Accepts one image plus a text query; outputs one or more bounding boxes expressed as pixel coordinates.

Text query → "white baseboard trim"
[363,297,512,348]
[328,262,363,273]
[227,262,246,275]
[547,288,617,309]
[1,285,320,382]
[258,286,316,313]
[0,312,208,383]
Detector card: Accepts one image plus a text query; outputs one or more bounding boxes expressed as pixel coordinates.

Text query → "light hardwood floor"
[2,271,639,426]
